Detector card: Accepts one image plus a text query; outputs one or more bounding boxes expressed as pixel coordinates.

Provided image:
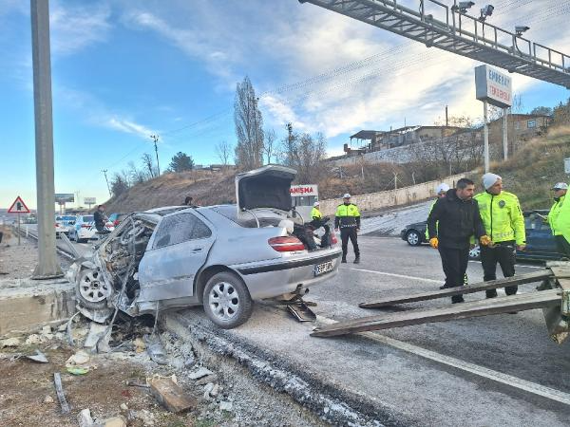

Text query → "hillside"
[468,126,570,210]
[103,127,570,214]
[103,170,237,213]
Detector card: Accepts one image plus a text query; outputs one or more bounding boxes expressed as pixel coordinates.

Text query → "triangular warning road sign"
[8,196,30,214]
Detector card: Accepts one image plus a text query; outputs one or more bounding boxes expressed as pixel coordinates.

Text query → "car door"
[138,211,215,303]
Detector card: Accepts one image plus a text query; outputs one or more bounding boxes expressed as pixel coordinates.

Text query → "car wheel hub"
[79,270,111,303]
[209,282,239,320]
[408,233,419,245]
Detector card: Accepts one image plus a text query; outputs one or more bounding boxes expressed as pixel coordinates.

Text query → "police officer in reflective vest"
[548,182,570,257]
[335,193,361,263]
[474,173,526,298]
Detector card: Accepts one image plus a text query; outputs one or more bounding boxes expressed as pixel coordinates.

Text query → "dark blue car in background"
[401,210,564,262]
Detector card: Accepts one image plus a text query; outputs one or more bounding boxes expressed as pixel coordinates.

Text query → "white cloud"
[106,117,154,138]
[50,2,112,56]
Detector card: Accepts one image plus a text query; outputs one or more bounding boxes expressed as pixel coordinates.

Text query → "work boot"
[353,257,360,264]
[451,297,465,304]
[341,258,347,264]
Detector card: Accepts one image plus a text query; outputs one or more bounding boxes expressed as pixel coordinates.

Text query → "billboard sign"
[475,65,512,108]
[289,185,318,196]
[84,197,96,204]
[55,193,74,203]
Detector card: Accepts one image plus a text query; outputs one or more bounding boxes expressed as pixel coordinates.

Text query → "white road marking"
[343,267,441,284]
[316,315,570,407]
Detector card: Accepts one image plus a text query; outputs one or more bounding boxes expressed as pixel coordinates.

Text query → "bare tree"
[141,153,156,178]
[234,76,264,170]
[263,129,276,164]
[215,140,232,166]
[128,161,147,184]
[293,132,328,183]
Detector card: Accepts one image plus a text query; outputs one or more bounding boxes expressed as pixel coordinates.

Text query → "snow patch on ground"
[360,201,433,236]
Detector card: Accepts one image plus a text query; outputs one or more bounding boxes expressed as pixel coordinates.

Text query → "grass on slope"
[470,126,570,210]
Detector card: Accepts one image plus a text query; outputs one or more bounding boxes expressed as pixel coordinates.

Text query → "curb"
[163,312,411,427]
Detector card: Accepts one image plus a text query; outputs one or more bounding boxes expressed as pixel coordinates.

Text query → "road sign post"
[30,0,62,279]
[8,196,31,246]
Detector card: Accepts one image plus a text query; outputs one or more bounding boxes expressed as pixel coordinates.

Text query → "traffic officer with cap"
[335,193,361,263]
[474,173,526,298]
[548,182,570,257]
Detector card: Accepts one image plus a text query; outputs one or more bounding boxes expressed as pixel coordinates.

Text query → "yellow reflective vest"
[548,195,565,236]
[311,207,322,220]
[474,191,525,245]
[335,203,361,229]
[553,195,570,243]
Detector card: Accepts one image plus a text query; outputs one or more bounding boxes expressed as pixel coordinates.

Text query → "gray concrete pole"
[31,0,63,279]
[502,108,508,160]
[483,100,489,173]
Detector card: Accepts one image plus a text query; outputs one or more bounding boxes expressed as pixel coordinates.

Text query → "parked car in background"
[400,221,428,246]
[401,210,562,262]
[469,210,562,261]
[68,165,342,329]
[108,213,128,227]
[55,215,76,238]
[70,215,114,243]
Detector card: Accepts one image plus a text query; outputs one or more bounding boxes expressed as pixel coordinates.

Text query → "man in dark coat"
[427,178,491,303]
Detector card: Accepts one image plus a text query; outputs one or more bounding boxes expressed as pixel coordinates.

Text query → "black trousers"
[555,235,570,258]
[481,241,516,298]
[340,228,360,259]
[438,246,469,303]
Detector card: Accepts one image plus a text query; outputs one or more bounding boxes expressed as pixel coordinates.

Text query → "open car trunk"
[235,165,296,219]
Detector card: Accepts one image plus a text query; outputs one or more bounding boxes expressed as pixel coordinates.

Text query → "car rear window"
[211,205,284,228]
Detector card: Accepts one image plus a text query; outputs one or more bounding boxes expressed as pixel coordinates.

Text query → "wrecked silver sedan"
[68,166,342,328]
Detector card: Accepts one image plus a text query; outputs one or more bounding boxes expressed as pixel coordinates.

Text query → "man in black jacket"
[427,178,491,303]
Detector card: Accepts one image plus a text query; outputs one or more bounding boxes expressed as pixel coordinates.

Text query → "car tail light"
[113,220,119,226]
[268,236,306,252]
[81,224,90,228]
[330,232,338,245]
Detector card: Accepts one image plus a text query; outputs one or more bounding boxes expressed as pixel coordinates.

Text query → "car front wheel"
[406,230,422,246]
[203,272,253,329]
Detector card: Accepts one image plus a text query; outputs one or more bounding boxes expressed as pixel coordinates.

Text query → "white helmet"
[435,183,450,195]
[313,201,320,207]
[343,193,351,199]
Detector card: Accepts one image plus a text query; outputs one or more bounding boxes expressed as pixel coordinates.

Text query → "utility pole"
[101,169,111,197]
[30,0,62,279]
[483,100,490,173]
[502,108,509,160]
[150,134,161,175]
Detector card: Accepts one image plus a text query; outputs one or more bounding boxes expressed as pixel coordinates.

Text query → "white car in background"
[70,215,114,243]
[55,215,76,238]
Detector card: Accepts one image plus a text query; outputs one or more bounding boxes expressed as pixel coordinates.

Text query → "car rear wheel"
[76,268,112,310]
[203,272,253,329]
[406,230,422,246]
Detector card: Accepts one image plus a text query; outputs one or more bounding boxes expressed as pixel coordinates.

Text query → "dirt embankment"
[468,126,570,210]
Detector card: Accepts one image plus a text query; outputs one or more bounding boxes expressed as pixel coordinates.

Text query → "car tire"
[203,272,253,329]
[75,268,113,310]
[406,230,422,246]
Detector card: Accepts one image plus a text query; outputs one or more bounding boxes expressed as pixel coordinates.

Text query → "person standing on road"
[425,183,450,241]
[311,201,331,247]
[335,193,361,264]
[474,173,526,299]
[94,205,109,234]
[427,178,489,304]
[548,182,570,258]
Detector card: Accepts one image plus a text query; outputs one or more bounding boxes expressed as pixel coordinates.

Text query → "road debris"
[43,395,54,403]
[77,408,94,427]
[188,366,214,380]
[149,376,197,413]
[26,349,48,363]
[53,372,71,414]
[1,337,20,348]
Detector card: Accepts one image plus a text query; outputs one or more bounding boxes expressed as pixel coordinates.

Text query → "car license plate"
[314,261,334,277]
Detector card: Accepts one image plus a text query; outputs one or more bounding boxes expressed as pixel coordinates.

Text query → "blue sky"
[1,0,569,209]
